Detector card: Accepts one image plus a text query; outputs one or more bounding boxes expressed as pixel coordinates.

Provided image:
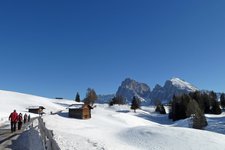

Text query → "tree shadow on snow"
[58,112,69,118]
[116,110,130,113]
[205,116,225,135]
[136,113,173,125]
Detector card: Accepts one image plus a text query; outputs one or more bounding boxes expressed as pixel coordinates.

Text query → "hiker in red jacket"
[9,110,18,133]
[18,113,23,130]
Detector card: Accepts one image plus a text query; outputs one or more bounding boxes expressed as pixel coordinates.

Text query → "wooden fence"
[38,117,60,150]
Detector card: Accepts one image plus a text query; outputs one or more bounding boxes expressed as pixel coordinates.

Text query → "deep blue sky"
[0,0,225,99]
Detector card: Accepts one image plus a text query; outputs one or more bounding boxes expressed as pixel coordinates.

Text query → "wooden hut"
[68,104,93,119]
[28,106,45,114]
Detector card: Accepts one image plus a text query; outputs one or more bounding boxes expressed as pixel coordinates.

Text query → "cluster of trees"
[108,95,141,113]
[109,95,126,106]
[75,88,98,106]
[169,91,223,129]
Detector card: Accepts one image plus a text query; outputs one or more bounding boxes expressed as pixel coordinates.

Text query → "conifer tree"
[209,91,221,114]
[186,99,207,129]
[75,92,81,102]
[155,100,166,114]
[220,93,225,109]
[131,96,141,113]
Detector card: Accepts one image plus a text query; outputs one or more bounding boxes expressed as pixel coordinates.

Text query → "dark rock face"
[116,78,151,102]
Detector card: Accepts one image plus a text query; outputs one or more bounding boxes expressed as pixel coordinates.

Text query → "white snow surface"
[1,90,225,150]
[170,77,198,91]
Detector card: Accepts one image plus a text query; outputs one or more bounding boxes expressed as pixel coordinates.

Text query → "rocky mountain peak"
[151,77,199,103]
[116,78,151,102]
[153,84,163,90]
[169,77,198,92]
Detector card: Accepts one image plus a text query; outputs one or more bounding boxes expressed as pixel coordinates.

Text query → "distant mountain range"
[96,94,115,104]
[97,77,221,105]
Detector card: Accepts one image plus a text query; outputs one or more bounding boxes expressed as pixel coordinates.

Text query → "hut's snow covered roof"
[69,104,84,109]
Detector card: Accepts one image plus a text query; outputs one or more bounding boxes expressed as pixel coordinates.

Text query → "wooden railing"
[38,117,60,150]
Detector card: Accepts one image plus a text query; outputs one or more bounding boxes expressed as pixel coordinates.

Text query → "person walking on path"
[9,110,18,133]
[28,114,31,122]
[18,113,23,130]
[24,113,27,124]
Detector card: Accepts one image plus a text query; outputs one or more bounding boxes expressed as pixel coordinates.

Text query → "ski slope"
[1,90,225,150]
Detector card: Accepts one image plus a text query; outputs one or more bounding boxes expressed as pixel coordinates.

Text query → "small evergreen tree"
[209,91,221,114]
[131,96,141,113]
[220,93,225,109]
[75,92,81,102]
[109,100,114,106]
[186,99,207,129]
[190,91,205,112]
[171,94,190,121]
[202,93,210,113]
[155,102,166,114]
[211,100,222,114]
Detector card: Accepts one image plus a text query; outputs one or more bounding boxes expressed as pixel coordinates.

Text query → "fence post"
[38,117,60,150]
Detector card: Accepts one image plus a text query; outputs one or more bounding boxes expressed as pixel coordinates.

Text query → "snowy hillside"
[43,105,225,150]
[0,90,74,125]
[1,90,225,150]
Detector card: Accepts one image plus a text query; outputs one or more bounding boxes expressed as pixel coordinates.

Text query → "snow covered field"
[1,90,225,150]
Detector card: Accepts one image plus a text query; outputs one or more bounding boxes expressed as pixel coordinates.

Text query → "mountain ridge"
[113,77,200,104]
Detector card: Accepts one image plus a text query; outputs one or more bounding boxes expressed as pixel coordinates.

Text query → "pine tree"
[75,92,81,102]
[202,93,210,113]
[209,91,221,114]
[155,101,166,114]
[220,93,225,109]
[186,99,207,129]
[131,96,141,113]
[190,91,205,112]
[211,100,222,114]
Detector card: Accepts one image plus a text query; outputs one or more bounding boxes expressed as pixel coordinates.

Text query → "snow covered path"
[0,117,42,150]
